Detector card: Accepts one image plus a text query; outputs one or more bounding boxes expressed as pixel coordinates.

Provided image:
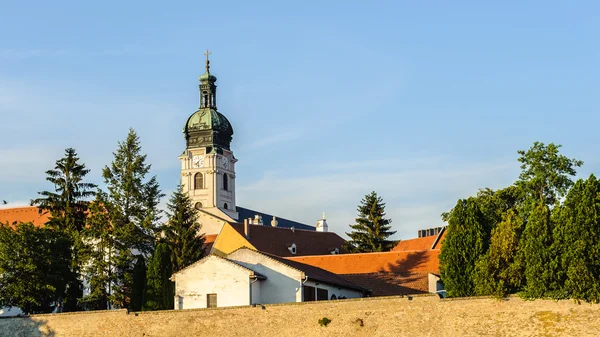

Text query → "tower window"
[223,174,228,191]
[223,203,228,210]
[194,173,203,189]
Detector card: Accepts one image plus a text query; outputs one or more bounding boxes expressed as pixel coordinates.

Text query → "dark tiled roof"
[236,206,315,231]
[0,206,50,228]
[229,223,348,257]
[341,272,430,296]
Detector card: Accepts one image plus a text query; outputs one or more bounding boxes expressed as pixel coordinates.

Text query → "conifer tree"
[552,175,600,302]
[144,243,174,310]
[164,186,205,272]
[79,193,113,310]
[30,148,97,311]
[101,129,164,309]
[439,198,486,297]
[345,191,395,253]
[131,256,147,311]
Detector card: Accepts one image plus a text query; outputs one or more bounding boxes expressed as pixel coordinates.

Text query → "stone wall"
[2,295,599,337]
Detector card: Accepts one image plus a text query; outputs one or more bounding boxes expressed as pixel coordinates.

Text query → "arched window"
[223,203,228,210]
[195,202,202,210]
[222,174,228,191]
[194,173,203,189]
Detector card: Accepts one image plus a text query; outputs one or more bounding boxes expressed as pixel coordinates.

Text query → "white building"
[171,248,367,310]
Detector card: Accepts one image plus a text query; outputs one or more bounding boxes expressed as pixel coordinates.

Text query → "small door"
[207,293,217,308]
[178,296,184,310]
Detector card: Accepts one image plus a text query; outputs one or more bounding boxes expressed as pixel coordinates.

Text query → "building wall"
[4,296,600,337]
[211,223,255,256]
[173,256,251,309]
[302,280,363,301]
[228,250,303,304]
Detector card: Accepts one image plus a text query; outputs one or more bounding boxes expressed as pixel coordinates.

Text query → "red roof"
[203,234,218,252]
[0,206,50,228]
[341,272,430,296]
[229,223,347,257]
[287,250,440,275]
[392,227,446,252]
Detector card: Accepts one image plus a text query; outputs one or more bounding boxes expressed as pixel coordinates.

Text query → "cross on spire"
[204,49,212,72]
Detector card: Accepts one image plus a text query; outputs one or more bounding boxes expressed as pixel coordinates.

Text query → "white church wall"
[227,250,303,305]
[173,256,251,310]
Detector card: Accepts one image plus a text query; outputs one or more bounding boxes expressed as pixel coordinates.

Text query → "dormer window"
[330,248,340,255]
[287,243,297,255]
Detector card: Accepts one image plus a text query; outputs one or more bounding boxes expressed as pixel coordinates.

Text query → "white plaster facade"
[172,249,365,310]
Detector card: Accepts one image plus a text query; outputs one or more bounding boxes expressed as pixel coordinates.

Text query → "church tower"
[180,51,238,232]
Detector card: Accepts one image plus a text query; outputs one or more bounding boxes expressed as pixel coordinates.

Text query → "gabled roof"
[228,248,368,293]
[171,254,265,280]
[341,272,430,296]
[0,206,49,228]
[286,250,440,275]
[392,227,446,252]
[228,223,347,257]
[236,206,315,230]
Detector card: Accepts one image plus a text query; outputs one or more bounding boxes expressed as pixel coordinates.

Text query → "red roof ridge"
[287,249,433,259]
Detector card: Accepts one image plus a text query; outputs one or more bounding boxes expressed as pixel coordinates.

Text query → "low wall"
[2,295,599,337]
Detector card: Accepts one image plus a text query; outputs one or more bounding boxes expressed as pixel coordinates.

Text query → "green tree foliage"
[516,142,582,206]
[164,186,205,272]
[439,198,486,297]
[79,193,114,310]
[0,223,71,314]
[131,256,147,312]
[345,191,396,253]
[474,210,523,297]
[30,148,97,312]
[101,129,164,309]
[552,175,600,302]
[520,202,554,298]
[144,243,174,310]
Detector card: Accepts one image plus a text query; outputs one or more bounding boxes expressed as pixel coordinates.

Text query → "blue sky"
[1,1,599,239]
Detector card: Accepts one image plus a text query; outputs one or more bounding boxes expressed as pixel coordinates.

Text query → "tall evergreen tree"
[0,223,71,314]
[439,198,486,297]
[552,175,600,302]
[131,256,147,311]
[164,186,205,272]
[144,243,174,310]
[345,191,395,253]
[79,193,114,310]
[101,129,164,309]
[30,148,97,311]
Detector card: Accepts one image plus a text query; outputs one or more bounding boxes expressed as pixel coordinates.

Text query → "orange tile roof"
[203,234,218,252]
[392,236,438,252]
[229,223,347,257]
[432,230,447,250]
[287,250,440,275]
[0,206,50,228]
[342,272,430,296]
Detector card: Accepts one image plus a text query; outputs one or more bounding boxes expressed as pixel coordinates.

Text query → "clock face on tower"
[192,155,204,168]
[221,156,229,169]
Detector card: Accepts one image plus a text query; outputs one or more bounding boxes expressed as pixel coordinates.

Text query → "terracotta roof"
[229,248,368,293]
[229,223,347,257]
[0,206,50,228]
[286,250,440,275]
[341,272,430,296]
[392,227,447,252]
[203,234,218,252]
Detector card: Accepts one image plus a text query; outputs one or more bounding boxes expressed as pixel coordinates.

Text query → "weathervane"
[204,49,212,72]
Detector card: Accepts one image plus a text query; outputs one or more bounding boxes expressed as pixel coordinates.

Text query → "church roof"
[236,206,315,230]
[227,222,348,257]
[0,206,49,228]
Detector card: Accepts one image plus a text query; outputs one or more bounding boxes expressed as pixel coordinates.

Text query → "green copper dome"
[199,71,217,82]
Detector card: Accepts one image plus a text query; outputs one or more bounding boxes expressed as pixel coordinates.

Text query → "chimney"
[316,212,328,232]
[244,218,250,239]
[271,216,278,227]
[254,214,263,226]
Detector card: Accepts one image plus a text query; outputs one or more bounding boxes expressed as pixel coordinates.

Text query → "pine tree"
[439,198,486,297]
[101,129,164,309]
[131,256,147,312]
[345,191,395,253]
[0,223,71,314]
[79,193,114,310]
[30,147,97,311]
[552,175,600,302]
[144,243,174,310]
[164,186,205,272]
